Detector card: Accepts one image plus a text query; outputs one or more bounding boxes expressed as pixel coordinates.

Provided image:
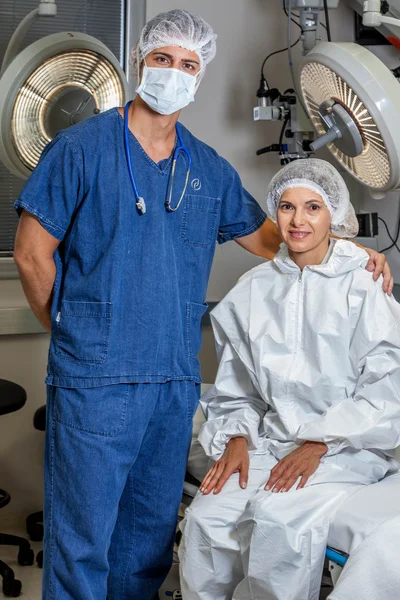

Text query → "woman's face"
[277,187,332,254]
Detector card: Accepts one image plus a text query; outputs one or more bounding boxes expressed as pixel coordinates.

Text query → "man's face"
[140,45,201,79]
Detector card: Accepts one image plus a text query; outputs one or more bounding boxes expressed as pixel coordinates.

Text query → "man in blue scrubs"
[13,9,392,600]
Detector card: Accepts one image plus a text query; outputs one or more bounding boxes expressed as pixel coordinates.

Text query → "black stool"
[26,405,45,569]
[0,379,34,597]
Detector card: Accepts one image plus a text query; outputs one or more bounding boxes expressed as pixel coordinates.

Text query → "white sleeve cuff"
[296,424,348,456]
[323,440,347,456]
[198,420,258,461]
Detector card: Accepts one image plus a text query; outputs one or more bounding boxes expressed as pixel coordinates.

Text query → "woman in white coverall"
[179,159,400,600]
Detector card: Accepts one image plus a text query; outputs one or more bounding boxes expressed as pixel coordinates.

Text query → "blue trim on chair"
[326,547,348,567]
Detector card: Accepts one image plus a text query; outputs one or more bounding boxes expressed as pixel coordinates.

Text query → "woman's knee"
[182,499,241,551]
[182,499,223,538]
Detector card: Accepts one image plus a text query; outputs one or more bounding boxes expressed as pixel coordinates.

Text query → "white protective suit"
[179,239,400,600]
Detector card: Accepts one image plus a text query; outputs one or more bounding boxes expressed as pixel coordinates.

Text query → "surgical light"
[0,4,128,180]
[300,42,400,196]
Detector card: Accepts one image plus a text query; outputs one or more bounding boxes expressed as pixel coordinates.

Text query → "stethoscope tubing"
[123,100,192,214]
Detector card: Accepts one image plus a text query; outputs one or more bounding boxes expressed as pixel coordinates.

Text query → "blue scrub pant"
[42,381,199,600]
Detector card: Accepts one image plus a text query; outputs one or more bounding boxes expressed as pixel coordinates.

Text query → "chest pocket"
[181,195,220,248]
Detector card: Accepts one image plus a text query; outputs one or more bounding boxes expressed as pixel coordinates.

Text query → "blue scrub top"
[15,109,267,387]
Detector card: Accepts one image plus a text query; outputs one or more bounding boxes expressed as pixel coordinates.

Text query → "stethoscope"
[123,100,192,215]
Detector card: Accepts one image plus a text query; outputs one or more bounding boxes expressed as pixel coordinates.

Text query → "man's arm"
[235,218,394,295]
[234,218,282,260]
[14,211,60,332]
[351,243,393,295]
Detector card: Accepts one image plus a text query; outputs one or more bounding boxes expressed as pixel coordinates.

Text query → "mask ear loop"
[194,64,205,91]
[135,53,150,94]
[136,41,149,87]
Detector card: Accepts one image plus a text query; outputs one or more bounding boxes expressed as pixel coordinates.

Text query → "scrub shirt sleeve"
[217,158,267,245]
[198,314,267,462]
[14,134,84,241]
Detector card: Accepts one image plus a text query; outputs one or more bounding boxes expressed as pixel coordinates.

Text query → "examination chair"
[0,379,35,597]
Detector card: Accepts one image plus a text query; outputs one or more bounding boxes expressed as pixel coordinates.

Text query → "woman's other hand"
[200,437,249,495]
[265,441,328,493]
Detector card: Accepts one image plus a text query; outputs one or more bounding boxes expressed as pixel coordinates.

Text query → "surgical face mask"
[136,64,197,115]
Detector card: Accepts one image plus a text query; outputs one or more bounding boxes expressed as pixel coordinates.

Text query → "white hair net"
[266,159,359,238]
[132,9,217,79]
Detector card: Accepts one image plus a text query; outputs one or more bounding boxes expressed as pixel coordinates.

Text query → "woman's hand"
[200,437,249,495]
[364,249,393,296]
[265,441,328,493]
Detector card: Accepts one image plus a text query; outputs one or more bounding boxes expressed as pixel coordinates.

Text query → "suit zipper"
[294,271,303,356]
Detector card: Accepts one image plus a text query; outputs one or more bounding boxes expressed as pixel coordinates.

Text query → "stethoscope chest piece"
[136,197,146,215]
